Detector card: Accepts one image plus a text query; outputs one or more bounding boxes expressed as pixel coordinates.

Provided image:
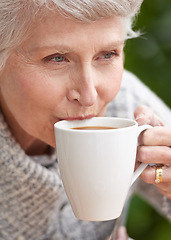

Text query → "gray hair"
[0,0,143,72]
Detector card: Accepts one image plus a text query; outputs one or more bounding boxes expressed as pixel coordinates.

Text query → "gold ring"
[155,167,163,184]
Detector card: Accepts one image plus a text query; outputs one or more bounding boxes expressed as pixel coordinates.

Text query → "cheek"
[98,63,123,103]
[13,70,65,110]
[1,67,64,129]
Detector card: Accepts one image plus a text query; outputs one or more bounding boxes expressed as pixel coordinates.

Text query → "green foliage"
[126,195,171,240]
[124,0,171,107]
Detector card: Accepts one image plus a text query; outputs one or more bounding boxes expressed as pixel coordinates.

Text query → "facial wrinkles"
[17,15,123,116]
[23,14,122,53]
[0,12,126,154]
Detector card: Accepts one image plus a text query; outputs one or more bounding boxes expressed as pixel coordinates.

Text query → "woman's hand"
[134,105,171,199]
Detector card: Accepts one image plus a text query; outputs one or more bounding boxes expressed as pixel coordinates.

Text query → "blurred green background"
[124,0,171,108]
[124,0,171,239]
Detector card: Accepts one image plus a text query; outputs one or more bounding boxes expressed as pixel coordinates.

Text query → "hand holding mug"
[135,105,171,199]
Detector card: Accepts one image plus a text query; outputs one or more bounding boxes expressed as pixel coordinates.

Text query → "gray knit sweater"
[0,70,171,240]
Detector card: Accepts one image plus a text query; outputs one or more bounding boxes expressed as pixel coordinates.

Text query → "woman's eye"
[95,51,119,61]
[44,54,68,63]
[52,55,65,62]
[103,52,118,59]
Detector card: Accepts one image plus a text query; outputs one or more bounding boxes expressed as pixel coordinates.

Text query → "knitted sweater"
[0,70,170,240]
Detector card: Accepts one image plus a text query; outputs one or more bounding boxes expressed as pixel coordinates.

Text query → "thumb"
[134,105,164,127]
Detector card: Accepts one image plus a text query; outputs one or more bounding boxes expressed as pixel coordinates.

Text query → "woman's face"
[0,13,124,149]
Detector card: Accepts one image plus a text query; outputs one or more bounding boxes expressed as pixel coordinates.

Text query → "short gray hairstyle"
[0,0,143,72]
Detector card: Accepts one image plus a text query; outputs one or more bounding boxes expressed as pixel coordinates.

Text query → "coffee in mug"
[72,126,117,130]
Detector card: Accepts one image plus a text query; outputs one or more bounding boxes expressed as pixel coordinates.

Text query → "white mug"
[54,117,151,221]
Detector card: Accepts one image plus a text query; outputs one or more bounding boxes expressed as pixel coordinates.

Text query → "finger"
[138,127,171,146]
[137,146,171,165]
[140,165,171,184]
[134,105,165,127]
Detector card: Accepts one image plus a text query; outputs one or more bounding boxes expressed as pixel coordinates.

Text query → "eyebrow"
[30,40,124,54]
[99,40,125,51]
[30,45,72,54]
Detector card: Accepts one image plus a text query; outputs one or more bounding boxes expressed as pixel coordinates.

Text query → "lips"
[60,114,95,121]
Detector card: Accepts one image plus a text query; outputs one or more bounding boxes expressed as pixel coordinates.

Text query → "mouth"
[60,114,96,121]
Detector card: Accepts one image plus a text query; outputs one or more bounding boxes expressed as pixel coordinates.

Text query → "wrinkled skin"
[0,14,124,155]
[135,105,171,200]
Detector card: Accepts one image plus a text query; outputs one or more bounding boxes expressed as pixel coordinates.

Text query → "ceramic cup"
[54,117,151,221]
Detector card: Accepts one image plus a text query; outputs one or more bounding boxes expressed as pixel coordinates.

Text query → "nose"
[67,64,98,106]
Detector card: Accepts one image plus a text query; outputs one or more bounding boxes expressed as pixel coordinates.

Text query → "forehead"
[21,13,124,53]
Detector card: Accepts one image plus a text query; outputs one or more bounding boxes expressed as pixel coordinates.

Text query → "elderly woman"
[0,0,171,239]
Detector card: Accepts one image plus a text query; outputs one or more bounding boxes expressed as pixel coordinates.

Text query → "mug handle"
[131,124,152,185]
